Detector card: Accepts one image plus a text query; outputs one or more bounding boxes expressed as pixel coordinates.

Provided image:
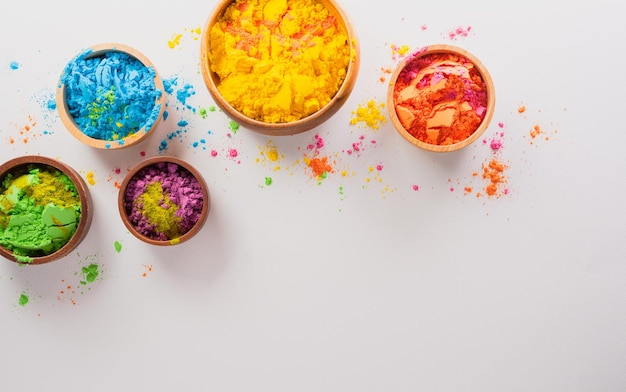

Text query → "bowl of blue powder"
[56,43,165,149]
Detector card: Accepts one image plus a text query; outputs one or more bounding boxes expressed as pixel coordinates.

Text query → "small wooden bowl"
[200,0,360,136]
[0,156,93,265]
[387,44,495,153]
[56,43,165,150]
[118,157,210,246]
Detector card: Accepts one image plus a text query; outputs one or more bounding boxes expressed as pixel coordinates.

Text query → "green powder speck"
[114,241,122,253]
[209,106,216,112]
[264,177,273,186]
[18,293,28,306]
[81,263,99,284]
[199,108,208,118]
[229,120,239,133]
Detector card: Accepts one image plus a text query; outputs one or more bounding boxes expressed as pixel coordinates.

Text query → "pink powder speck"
[376,164,383,171]
[490,139,502,151]
[448,26,472,40]
[412,185,419,191]
[498,122,505,128]
[229,149,238,158]
[210,150,218,157]
[140,151,146,157]
[450,187,455,192]
[421,25,427,30]
[114,167,121,175]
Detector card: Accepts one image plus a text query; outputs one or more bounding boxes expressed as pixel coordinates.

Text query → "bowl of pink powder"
[387,44,495,152]
[118,157,210,246]
[0,156,93,265]
[56,43,165,150]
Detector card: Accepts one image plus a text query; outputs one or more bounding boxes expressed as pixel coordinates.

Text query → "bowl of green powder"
[200,0,360,136]
[56,43,165,149]
[0,156,93,265]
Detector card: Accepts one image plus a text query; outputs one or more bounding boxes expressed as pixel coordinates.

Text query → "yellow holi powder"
[391,44,410,57]
[350,100,387,129]
[168,33,183,49]
[136,182,182,239]
[86,171,95,186]
[208,0,353,123]
[256,141,285,171]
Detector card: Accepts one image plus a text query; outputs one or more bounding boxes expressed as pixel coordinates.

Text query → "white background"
[1,1,625,391]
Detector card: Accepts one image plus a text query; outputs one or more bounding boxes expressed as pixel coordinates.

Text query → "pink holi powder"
[376,164,383,171]
[412,185,419,191]
[490,139,502,151]
[228,149,238,158]
[210,150,218,157]
[448,26,472,40]
[498,122,505,128]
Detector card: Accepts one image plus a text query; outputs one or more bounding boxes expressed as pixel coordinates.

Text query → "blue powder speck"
[163,111,169,121]
[177,120,188,127]
[200,139,206,144]
[176,83,195,106]
[10,61,19,70]
[61,49,162,141]
[192,141,199,148]
[163,77,178,94]
[47,100,57,110]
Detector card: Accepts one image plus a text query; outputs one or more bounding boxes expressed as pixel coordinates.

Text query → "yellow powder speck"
[350,100,387,129]
[168,33,183,49]
[86,171,96,186]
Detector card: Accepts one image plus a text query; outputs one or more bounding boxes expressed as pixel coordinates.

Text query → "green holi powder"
[339,186,344,195]
[114,240,122,253]
[229,120,239,133]
[15,254,33,264]
[199,108,208,118]
[18,293,29,306]
[80,263,99,285]
[209,106,216,112]
[264,177,273,186]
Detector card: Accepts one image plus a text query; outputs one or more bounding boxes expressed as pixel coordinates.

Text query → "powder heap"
[61,49,162,143]
[392,51,488,145]
[123,162,204,241]
[0,165,82,259]
[208,0,352,123]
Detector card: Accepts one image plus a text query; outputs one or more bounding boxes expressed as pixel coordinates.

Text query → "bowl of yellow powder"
[200,0,360,136]
[0,156,93,265]
[387,44,495,152]
[118,156,210,246]
[56,43,166,150]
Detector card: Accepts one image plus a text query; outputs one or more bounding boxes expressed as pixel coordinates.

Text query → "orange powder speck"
[464,186,473,194]
[518,105,526,113]
[307,156,333,178]
[482,158,507,197]
[113,181,121,189]
[530,124,542,139]
[9,137,15,144]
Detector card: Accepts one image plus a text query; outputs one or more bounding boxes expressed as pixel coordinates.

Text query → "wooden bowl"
[387,44,495,152]
[0,156,93,265]
[56,43,165,150]
[118,157,210,246]
[200,0,360,136]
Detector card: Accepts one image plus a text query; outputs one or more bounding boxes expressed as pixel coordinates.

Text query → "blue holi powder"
[163,110,169,121]
[10,61,19,70]
[46,99,57,110]
[60,49,162,141]
[177,120,188,127]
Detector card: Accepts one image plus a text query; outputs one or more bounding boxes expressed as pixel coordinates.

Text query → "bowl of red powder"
[56,43,165,150]
[0,156,93,265]
[387,44,495,152]
[118,157,210,246]
[200,0,360,136]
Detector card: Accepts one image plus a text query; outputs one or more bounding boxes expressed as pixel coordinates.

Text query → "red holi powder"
[140,151,146,157]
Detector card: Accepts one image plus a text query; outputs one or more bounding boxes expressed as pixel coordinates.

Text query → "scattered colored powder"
[391,44,410,59]
[10,61,19,70]
[0,164,82,258]
[168,33,183,49]
[518,105,526,113]
[18,293,29,306]
[448,26,472,40]
[264,177,273,186]
[86,171,96,186]
[530,124,542,139]
[391,51,488,145]
[208,0,353,123]
[490,139,502,151]
[123,162,204,241]
[61,49,163,142]
[306,156,333,178]
[199,108,208,118]
[350,100,387,129]
[482,158,507,197]
[114,240,122,253]
[228,120,239,133]
[81,263,99,284]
